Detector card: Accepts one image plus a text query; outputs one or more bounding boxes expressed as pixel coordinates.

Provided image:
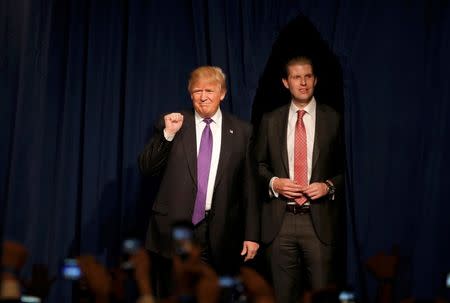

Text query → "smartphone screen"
[339,290,355,303]
[20,295,42,303]
[121,238,142,269]
[171,222,194,260]
[218,276,246,303]
[61,258,81,280]
[123,238,141,254]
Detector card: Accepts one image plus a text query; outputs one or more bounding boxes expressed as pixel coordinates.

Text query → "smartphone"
[121,238,141,269]
[338,290,355,303]
[171,221,194,261]
[123,238,141,254]
[20,295,42,303]
[61,258,81,280]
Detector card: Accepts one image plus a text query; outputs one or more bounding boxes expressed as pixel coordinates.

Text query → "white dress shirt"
[270,98,316,200]
[194,109,222,211]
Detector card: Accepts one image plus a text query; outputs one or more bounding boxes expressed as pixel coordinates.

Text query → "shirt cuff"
[269,177,279,198]
[163,129,175,141]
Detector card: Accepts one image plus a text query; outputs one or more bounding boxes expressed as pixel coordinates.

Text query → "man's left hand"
[300,182,329,200]
[241,241,260,262]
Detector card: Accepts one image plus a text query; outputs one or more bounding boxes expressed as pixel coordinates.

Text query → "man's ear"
[220,90,226,101]
[281,78,289,89]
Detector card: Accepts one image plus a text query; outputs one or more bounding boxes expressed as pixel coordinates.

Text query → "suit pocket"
[152,201,168,215]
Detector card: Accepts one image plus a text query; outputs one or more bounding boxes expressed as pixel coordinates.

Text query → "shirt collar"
[195,108,222,125]
[289,97,317,117]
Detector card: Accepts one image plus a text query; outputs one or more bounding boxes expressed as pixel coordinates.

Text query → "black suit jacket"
[139,109,260,273]
[255,103,344,246]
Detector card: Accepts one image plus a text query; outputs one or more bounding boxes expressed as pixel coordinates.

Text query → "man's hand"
[300,182,329,200]
[272,178,303,199]
[241,241,260,262]
[164,113,184,136]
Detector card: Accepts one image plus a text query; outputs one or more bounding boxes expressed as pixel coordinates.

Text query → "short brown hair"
[188,66,227,93]
[283,56,315,79]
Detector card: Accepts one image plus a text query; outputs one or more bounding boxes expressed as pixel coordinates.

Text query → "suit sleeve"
[327,113,345,200]
[243,125,261,242]
[254,114,276,189]
[138,117,173,177]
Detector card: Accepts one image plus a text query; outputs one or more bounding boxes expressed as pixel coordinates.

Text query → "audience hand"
[172,245,219,303]
[129,248,152,296]
[239,267,275,303]
[366,246,400,281]
[1,241,28,275]
[76,255,112,303]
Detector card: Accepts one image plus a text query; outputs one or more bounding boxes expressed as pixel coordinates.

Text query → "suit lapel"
[312,104,325,173]
[213,113,232,190]
[181,112,197,184]
[277,106,290,177]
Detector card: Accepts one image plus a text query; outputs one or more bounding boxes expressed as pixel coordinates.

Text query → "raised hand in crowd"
[129,248,155,303]
[172,245,220,303]
[366,246,400,303]
[76,255,112,303]
[239,267,275,303]
[1,241,28,301]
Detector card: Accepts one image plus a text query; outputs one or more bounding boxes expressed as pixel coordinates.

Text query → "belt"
[285,204,311,214]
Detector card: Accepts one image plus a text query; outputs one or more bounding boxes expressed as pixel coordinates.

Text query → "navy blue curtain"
[2,0,450,302]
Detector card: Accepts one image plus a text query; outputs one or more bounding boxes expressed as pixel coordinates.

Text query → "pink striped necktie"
[294,110,308,205]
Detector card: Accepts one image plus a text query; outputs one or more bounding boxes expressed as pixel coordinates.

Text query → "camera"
[61,258,81,280]
[171,221,194,261]
[218,276,246,303]
[121,238,141,269]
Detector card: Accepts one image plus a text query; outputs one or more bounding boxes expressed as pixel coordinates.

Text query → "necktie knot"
[297,110,306,119]
[203,118,213,125]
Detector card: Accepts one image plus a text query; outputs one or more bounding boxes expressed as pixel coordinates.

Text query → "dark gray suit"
[139,109,260,274]
[255,102,344,302]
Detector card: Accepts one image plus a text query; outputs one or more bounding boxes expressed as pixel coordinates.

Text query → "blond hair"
[188,66,227,93]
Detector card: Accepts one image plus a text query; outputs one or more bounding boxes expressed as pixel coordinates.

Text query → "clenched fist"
[164,113,184,136]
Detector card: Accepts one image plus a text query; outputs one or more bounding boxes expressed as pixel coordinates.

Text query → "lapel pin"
[229,129,234,134]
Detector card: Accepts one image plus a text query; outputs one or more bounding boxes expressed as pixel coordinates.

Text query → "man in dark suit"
[255,56,344,303]
[138,66,260,296]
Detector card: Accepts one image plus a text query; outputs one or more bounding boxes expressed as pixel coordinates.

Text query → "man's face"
[282,63,317,105]
[190,79,225,118]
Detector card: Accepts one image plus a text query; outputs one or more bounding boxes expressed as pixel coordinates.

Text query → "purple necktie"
[192,118,213,225]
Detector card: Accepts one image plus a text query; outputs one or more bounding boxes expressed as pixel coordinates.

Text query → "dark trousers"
[267,212,335,303]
